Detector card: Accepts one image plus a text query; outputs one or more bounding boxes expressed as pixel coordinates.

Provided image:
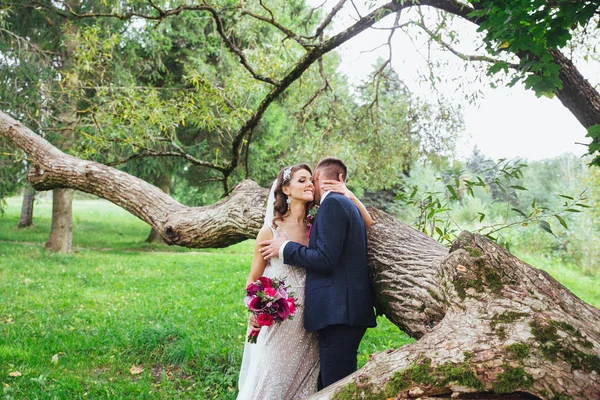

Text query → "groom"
[259,157,377,389]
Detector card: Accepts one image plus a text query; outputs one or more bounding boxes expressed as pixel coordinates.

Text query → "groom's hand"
[258,232,287,260]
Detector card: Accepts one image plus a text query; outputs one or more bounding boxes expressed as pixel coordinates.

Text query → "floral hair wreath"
[282,166,292,183]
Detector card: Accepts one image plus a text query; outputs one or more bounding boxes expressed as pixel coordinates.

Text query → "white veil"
[263,178,278,228]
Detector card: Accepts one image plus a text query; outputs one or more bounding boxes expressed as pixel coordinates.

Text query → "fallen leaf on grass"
[129,365,144,375]
[8,371,22,377]
[51,353,61,364]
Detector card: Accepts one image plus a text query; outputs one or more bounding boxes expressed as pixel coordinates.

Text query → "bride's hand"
[249,314,261,332]
[321,174,356,200]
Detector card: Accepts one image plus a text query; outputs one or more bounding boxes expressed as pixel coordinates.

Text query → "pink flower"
[276,286,288,299]
[264,287,277,298]
[257,313,274,327]
[286,298,296,314]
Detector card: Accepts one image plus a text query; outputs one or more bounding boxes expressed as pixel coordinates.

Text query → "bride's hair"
[272,163,313,228]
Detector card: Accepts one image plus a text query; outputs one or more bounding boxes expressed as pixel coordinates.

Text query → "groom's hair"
[316,157,347,181]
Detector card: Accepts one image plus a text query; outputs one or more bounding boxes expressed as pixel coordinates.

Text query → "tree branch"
[0,110,265,247]
[413,21,519,68]
[104,138,227,173]
[240,7,311,48]
[301,58,330,111]
[309,0,347,40]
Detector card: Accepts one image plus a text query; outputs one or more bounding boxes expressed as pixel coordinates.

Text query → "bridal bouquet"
[244,276,297,343]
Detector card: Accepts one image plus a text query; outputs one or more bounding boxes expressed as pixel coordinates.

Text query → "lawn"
[0,197,412,399]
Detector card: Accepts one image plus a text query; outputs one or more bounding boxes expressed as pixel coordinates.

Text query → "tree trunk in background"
[145,174,172,244]
[45,188,73,252]
[44,16,78,252]
[17,184,36,228]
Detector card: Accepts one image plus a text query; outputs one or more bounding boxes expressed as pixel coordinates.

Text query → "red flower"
[257,313,274,327]
[264,287,277,298]
[257,276,273,288]
[245,282,260,296]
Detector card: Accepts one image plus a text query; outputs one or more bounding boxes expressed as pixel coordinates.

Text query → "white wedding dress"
[237,227,320,400]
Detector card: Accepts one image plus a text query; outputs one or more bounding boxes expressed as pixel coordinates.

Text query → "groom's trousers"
[316,324,367,390]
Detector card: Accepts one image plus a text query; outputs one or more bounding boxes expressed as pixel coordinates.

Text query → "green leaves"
[471,0,598,97]
[395,153,593,247]
[586,125,600,167]
[539,220,556,237]
[554,214,568,229]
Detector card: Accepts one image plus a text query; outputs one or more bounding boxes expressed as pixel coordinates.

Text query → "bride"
[237,163,372,400]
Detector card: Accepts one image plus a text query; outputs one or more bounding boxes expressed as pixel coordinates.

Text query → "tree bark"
[145,174,171,244]
[45,188,73,253]
[313,232,600,399]
[17,184,36,228]
[44,18,78,253]
[551,49,600,130]
[1,113,599,399]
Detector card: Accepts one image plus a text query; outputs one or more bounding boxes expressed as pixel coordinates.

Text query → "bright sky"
[324,3,594,162]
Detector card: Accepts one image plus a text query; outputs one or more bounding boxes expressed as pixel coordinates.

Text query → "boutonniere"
[306,206,319,238]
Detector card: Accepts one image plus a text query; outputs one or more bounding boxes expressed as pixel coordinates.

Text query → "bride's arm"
[321,178,373,228]
[246,225,273,285]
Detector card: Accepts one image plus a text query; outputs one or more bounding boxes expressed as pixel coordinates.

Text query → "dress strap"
[271,224,291,240]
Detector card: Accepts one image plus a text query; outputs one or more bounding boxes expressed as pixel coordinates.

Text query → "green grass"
[0,196,411,398]
[0,196,251,254]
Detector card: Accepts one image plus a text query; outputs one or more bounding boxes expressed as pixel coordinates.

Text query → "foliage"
[395,156,587,245]
[0,140,26,214]
[465,1,600,164]
[246,60,461,194]
[587,124,600,166]
[393,153,596,276]
[500,155,600,275]
[0,0,464,208]
[470,0,598,96]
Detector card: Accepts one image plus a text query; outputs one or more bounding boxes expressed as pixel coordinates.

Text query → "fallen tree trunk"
[0,111,267,248]
[1,111,599,399]
[314,232,600,399]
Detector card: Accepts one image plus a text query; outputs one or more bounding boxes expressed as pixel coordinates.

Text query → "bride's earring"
[286,197,291,205]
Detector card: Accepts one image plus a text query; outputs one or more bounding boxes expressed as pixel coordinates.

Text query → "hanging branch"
[413,21,519,67]
[301,58,331,111]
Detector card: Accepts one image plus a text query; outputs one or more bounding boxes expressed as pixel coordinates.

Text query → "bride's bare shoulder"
[256,225,274,241]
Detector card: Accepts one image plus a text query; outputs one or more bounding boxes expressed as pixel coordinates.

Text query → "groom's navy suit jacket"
[283,192,377,332]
